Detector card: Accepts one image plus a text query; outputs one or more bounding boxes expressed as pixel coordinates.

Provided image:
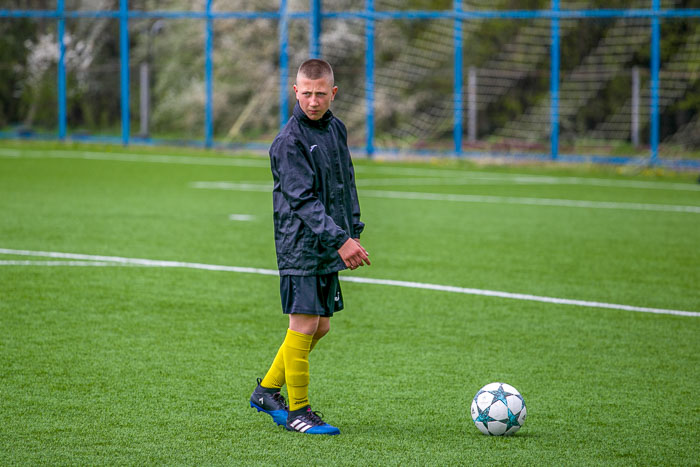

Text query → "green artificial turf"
[1,141,699,465]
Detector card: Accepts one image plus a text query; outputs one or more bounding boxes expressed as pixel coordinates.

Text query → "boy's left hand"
[338,238,371,270]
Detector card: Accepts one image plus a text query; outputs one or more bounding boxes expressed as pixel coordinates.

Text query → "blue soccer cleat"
[285,407,340,435]
[250,378,288,426]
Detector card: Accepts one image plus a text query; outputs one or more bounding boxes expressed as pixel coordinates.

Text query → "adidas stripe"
[290,420,312,433]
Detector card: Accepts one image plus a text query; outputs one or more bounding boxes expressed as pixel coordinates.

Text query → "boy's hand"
[338,238,371,270]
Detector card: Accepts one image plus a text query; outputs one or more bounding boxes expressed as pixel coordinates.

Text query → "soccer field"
[1,142,699,465]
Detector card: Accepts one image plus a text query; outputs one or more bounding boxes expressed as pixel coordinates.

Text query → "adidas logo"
[290,419,313,433]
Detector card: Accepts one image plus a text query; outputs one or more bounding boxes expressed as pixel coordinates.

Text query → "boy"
[249,59,370,435]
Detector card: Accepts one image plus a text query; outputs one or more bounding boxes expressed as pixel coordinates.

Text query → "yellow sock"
[260,344,285,389]
[283,328,313,411]
[260,335,321,390]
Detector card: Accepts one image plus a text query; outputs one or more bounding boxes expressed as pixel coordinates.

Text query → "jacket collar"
[293,102,333,129]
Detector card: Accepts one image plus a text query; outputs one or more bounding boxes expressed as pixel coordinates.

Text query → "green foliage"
[398,0,452,9]
[0,18,36,127]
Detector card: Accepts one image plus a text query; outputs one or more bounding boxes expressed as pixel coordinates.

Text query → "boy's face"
[294,74,338,120]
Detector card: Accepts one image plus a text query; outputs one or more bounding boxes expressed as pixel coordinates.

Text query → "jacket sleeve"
[336,120,364,238]
[273,137,350,250]
[348,156,365,238]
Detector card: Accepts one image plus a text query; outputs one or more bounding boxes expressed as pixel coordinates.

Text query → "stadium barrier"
[1,1,699,167]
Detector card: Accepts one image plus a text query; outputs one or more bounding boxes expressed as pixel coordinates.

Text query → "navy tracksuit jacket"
[269,102,364,276]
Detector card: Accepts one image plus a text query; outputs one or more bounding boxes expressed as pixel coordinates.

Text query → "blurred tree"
[0,17,36,128]
[0,0,696,149]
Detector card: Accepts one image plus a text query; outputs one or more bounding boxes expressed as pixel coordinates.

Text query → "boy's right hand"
[338,238,371,270]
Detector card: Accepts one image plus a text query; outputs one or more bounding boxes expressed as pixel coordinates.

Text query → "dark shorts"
[280,272,344,317]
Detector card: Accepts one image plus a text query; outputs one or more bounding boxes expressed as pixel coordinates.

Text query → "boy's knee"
[315,319,330,339]
[289,314,320,336]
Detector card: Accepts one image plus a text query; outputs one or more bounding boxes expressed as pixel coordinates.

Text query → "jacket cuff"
[332,232,351,251]
[353,223,365,238]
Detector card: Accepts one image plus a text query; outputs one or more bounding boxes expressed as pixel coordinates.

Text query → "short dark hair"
[297,59,334,85]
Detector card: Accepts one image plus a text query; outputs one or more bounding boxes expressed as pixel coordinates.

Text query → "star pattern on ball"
[474,405,496,426]
[505,407,522,431]
[487,384,514,407]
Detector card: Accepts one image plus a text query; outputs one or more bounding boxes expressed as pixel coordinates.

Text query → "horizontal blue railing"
[1,3,699,167]
[3,8,699,19]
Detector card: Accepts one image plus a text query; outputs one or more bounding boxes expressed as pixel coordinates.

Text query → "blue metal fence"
[1,2,699,166]
[550,0,560,161]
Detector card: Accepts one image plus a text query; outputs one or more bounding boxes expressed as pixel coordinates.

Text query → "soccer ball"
[470,382,527,436]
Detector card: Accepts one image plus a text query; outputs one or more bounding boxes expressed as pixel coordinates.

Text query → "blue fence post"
[453,0,463,156]
[57,0,66,140]
[279,0,289,128]
[310,0,321,58]
[550,0,560,160]
[119,0,130,145]
[365,0,375,158]
[650,0,660,166]
[205,0,214,148]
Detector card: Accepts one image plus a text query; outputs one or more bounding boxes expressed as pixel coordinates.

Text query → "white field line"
[192,181,271,191]
[356,176,700,191]
[0,260,122,267]
[353,166,700,192]
[0,148,269,168]
[356,177,527,187]
[360,189,700,214]
[2,147,698,191]
[0,248,279,277]
[340,276,700,318]
[0,148,22,157]
[229,214,256,221]
[190,181,700,214]
[1,248,697,318]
